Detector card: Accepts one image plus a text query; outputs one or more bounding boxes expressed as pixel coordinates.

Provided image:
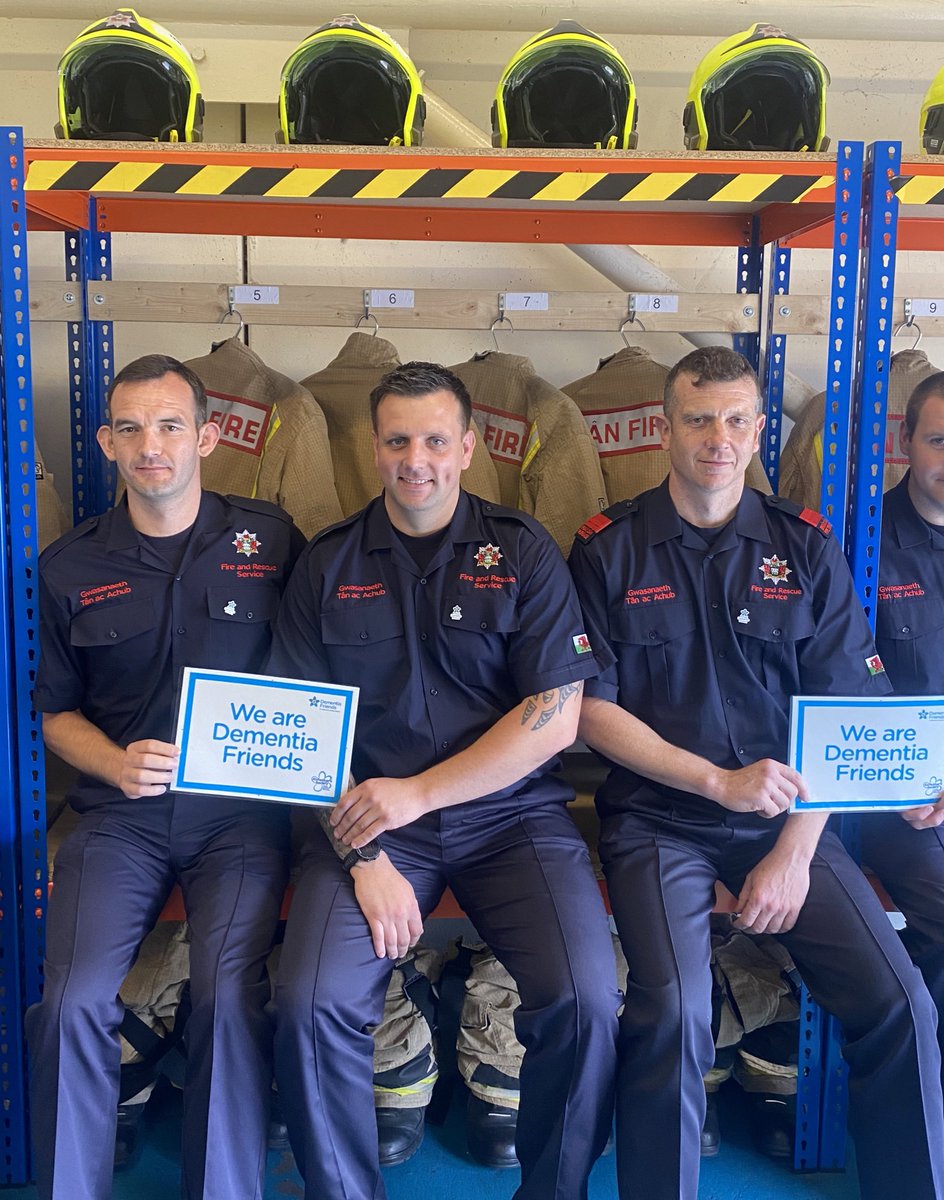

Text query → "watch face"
[357,840,381,861]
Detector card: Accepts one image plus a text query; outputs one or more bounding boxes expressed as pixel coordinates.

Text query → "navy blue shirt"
[876,474,944,694]
[36,491,305,811]
[267,491,605,810]
[569,481,891,820]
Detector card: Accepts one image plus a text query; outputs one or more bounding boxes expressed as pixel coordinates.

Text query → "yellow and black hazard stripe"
[893,174,944,205]
[26,159,832,205]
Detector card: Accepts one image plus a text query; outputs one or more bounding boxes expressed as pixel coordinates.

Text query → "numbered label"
[230,286,279,305]
[631,293,679,313]
[502,292,549,312]
[369,289,415,309]
[909,299,944,317]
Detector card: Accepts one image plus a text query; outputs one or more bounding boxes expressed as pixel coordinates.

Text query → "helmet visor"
[701,52,824,151]
[501,44,631,148]
[61,42,190,140]
[284,41,414,144]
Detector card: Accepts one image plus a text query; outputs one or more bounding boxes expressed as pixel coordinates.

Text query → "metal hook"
[355,289,379,336]
[489,294,515,351]
[489,314,515,351]
[619,297,646,346]
[218,305,245,341]
[893,298,922,350]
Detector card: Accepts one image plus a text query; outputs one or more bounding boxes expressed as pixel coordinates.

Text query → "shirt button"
[726,697,735,706]
[711,602,719,609]
[717,650,726,658]
[772,628,782,637]
[109,630,118,639]
[246,611,253,619]
[737,747,746,756]
[648,630,657,639]
[901,625,911,634]
[441,741,449,750]
[429,688,438,696]
[176,627,186,635]
[480,621,488,630]
[359,632,368,640]
[419,577,428,585]
[420,633,428,641]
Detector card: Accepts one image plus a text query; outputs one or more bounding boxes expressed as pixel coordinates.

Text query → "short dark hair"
[663,346,762,418]
[369,361,472,432]
[904,371,944,438]
[106,354,208,425]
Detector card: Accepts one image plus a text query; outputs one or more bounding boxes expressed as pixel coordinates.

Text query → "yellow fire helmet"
[683,23,829,152]
[278,15,425,146]
[921,67,944,154]
[491,20,638,150]
[56,8,203,142]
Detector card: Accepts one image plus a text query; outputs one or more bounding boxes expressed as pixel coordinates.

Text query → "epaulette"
[308,509,364,546]
[576,499,638,542]
[224,494,294,525]
[39,514,102,564]
[764,493,833,538]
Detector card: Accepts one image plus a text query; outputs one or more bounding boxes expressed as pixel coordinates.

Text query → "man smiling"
[267,361,619,1200]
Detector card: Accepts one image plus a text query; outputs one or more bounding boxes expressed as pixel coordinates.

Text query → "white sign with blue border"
[788,694,944,813]
[172,667,358,806]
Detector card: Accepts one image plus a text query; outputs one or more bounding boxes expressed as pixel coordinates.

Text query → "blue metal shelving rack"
[0,126,45,1184]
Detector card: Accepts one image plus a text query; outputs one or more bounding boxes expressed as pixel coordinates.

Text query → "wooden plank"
[83,281,761,333]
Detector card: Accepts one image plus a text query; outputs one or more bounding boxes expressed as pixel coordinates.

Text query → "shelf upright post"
[69,197,115,520]
[820,142,866,538]
[733,215,763,372]
[0,125,44,1184]
[818,140,902,1174]
[761,244,791,491]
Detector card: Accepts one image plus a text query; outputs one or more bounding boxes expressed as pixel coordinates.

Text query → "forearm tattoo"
[520,681,583,730]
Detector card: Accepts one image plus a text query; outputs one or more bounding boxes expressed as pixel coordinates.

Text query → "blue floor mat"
[6,1082,860,1199]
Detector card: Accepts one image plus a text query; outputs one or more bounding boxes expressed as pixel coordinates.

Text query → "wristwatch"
[342,839,382,871]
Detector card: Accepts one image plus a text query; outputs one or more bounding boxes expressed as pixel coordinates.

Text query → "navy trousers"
[861,814,944,1058]
[602,811,944,1200]
[26,797,288,1200]
[274,801,620,1200]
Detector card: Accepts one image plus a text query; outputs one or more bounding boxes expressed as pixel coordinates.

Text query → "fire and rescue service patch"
[232,529,261,557]
[474,543,503,569]
[759,555,792,584]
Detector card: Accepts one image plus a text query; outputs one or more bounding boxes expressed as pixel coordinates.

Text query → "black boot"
[114,1102,147,1171]
[700,1092,721,1157]
[749,1093,795,1159]
[466,1094,518,1168]
[376,1106,425,1166]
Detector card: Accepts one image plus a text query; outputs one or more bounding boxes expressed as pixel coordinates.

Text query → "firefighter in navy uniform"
[27,355,305,1200]
[869,372,944,1054]
[569,346,944,1200]
[267,361,619,1200]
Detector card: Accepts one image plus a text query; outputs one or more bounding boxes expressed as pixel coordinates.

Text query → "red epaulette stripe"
[577,512,613,541]
[798,506,832,537]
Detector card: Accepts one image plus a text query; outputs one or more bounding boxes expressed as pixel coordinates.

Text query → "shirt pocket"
[206,583,280,625]
[876,596,944,689]
[70,596,156,647]
[440,594,520,689]
[609,599,696,708]
[323,604,405,652]
[876,596,944,643]
[734,601,815,694]
[206,583,281,668]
